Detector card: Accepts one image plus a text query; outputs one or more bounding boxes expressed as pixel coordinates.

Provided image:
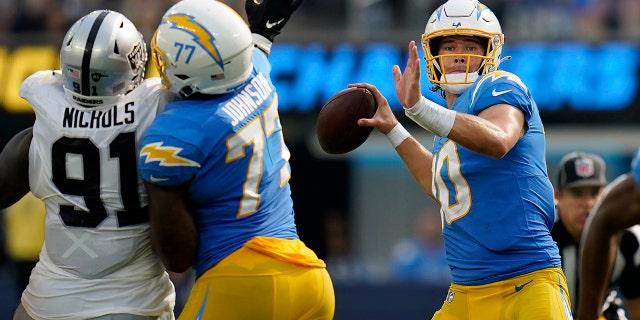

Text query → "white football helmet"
[152,0,253,97]
[60,10,147,107]
[422,0,504,94]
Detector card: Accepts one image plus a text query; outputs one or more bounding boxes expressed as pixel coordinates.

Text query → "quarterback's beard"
[440,72,478,95]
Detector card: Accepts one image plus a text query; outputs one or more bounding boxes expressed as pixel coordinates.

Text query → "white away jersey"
[19,70,176,319]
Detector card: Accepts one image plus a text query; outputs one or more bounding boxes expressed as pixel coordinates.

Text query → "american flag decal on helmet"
[67,68,80,78]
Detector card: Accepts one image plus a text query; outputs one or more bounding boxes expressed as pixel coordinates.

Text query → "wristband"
[404,96,456,137]
[252,34,273,56]
[386,123,410,148]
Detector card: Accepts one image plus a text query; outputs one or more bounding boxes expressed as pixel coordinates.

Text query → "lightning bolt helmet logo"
[163,14,224,71]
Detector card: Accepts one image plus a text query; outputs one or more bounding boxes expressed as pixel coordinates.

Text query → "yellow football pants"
[178,245,335,320]
[433,267,573,320]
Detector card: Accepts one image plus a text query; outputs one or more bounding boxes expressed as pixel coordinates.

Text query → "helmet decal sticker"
[477,3,487,20]
[163,14,224,71]
[90,73,108,82]
[435,6,444,20]
[127,42,146,74]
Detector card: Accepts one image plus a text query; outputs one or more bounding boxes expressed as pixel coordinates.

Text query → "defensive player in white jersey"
[0,10,177,320]
[354,0,571,318]
[578,148,640,320]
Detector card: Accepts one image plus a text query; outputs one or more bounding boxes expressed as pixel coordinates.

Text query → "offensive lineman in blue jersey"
[353,0,572,319]
[578,149,640,320]
[137,0,335,319]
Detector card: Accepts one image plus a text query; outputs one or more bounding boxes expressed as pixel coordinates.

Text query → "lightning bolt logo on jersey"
[163,14,224,70]
[140,142,200,167]
[431,70,561,285]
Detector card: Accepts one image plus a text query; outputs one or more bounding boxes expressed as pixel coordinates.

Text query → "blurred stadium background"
[1,0,639,318]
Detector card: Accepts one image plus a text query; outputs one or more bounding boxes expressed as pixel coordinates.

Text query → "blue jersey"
[432,71,561,285]
[138,48,298,277]
[633,148,640,184]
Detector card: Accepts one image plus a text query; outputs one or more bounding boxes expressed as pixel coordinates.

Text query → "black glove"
[245,0,304,43]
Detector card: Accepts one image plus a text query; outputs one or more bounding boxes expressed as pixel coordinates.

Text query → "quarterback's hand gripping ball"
[316,87,378,154]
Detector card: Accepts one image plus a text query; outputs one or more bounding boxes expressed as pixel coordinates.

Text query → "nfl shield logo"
[446,291,455,303]
[575,158,595,178]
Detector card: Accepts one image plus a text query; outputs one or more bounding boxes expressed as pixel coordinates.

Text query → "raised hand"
[245,0,304,42]
[393,41,422,108]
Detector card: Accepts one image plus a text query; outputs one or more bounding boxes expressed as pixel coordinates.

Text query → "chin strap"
[498,55,512,65]
[252,33,273,56]
[439,72,478,95]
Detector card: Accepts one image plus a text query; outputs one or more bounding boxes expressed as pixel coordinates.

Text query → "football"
[316,87,378,154]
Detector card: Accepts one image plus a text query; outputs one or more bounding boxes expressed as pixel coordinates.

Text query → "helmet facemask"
[151,29,170,91]
[423,31,503,95]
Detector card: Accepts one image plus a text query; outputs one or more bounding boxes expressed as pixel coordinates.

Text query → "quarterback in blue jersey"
[138,0,334,319]
[578,148,640,320]
[354,0,571,319]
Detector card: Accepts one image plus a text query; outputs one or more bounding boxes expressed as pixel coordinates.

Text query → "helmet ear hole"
[179,86,194,98]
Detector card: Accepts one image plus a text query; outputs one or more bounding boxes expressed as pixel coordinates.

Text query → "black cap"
[557,152,606,190]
